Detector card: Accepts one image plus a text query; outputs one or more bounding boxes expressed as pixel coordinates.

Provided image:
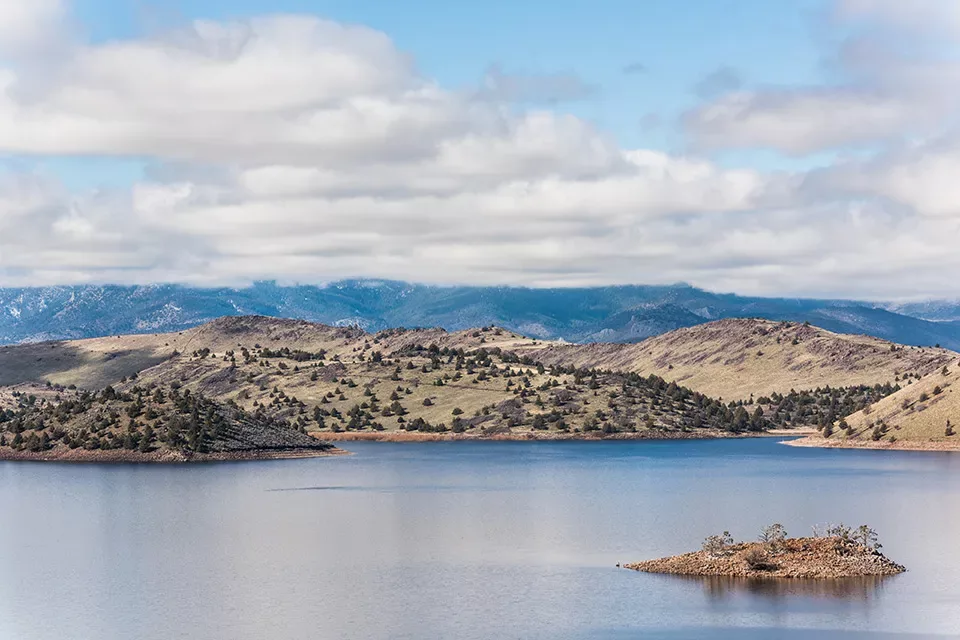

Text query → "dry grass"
[2,316,954,443]
[0,317,531,390]
[527,318,955,401]
[805,358,960,447]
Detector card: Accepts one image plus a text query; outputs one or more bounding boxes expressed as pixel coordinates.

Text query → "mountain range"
[2,280,960,349]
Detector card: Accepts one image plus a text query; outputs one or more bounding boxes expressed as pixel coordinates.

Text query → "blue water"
[1,438,959,639]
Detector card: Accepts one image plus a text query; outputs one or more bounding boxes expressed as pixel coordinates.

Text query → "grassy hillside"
[802,359,960,448]
[0,317,531,390]
[527,319,955,401]
[0,316,950,443]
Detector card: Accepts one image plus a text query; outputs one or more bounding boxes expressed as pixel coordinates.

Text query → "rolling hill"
[795,358,960,449]
[1,316,953,449]
[525,318,955,401]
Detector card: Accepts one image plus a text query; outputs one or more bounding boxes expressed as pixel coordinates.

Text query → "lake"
[1,438,959,639]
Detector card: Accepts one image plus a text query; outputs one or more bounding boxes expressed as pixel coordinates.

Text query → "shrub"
[759,523,788,554]
[702,531,734,557]
[853,525,881,551]
[826,523,852,541]
[821,522,882,552]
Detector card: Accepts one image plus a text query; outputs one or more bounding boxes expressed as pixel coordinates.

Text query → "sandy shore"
[313,429,790,443]
[0,446,349,463]
[783,436,960,452]
[766,428,818,436]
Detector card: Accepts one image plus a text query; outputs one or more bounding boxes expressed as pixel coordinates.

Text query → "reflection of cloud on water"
[685,575,894,602]
[583,627,944,640]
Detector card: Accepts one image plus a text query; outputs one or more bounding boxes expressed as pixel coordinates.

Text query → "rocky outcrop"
[624,537,905,579]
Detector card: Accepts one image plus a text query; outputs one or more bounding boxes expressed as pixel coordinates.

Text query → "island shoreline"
[624,537,905,579]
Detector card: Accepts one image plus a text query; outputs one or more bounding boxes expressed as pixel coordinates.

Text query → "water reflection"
[2,439,960,639]
[685,574,893,602]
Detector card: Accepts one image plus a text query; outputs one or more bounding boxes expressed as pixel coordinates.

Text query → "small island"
[624,524,905,579]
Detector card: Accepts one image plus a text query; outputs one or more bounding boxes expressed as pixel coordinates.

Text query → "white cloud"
[1,2,960,300]
[835,0,960,35]
[806,137,960,218]
[684,0,960,154]
[0,0,66,57]
[481,65,595,103]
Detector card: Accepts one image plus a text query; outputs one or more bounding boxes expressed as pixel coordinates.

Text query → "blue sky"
[2,0,960,299]
[70,0,828,159]
[42,0,836,193]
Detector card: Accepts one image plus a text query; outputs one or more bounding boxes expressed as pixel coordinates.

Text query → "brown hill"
[0,316,951,443]
[790,358,960,450]
[526,318,955,401]
[0,317,531,390]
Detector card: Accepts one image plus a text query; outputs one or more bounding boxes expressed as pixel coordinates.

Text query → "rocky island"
[625,524,905,579]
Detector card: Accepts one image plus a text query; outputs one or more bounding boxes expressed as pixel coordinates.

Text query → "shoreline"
[782,436,960,453]
[624,537,905,579]
[0,446,349,464]
[313,429,798,443]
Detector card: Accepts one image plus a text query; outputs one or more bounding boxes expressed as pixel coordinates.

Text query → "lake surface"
[2,438,960,639]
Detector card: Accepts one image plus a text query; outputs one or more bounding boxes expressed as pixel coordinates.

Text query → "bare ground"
[783,436,960,452]
[624,537,905,579]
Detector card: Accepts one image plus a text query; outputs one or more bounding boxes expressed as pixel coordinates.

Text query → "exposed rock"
[625,537,905,579]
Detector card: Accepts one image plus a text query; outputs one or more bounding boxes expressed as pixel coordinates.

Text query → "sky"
[1,0,959,300]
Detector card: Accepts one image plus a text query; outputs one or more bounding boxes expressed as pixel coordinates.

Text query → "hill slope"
[526,319,955,401]
[0,316,945,443]
[0,316,951,404]
[795,359,960,449]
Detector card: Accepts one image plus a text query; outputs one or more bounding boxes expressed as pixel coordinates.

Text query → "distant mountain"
[880,300,960,323]
[2,280,960,349]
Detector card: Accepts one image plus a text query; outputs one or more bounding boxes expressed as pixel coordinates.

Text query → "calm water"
[2,439,960,640]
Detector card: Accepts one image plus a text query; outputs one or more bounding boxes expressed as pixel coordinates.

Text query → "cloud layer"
[1,2,960,300]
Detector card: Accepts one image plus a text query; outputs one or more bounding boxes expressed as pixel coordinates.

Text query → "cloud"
[804,136,960,219]
[683,1,960,154]
[638,113,661,131]
[2,2,960,300]
[0,0,67,57]
[693,66,743,99]
[835,0,960,36]
[683,88,925,154]
[481,64,595,104]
